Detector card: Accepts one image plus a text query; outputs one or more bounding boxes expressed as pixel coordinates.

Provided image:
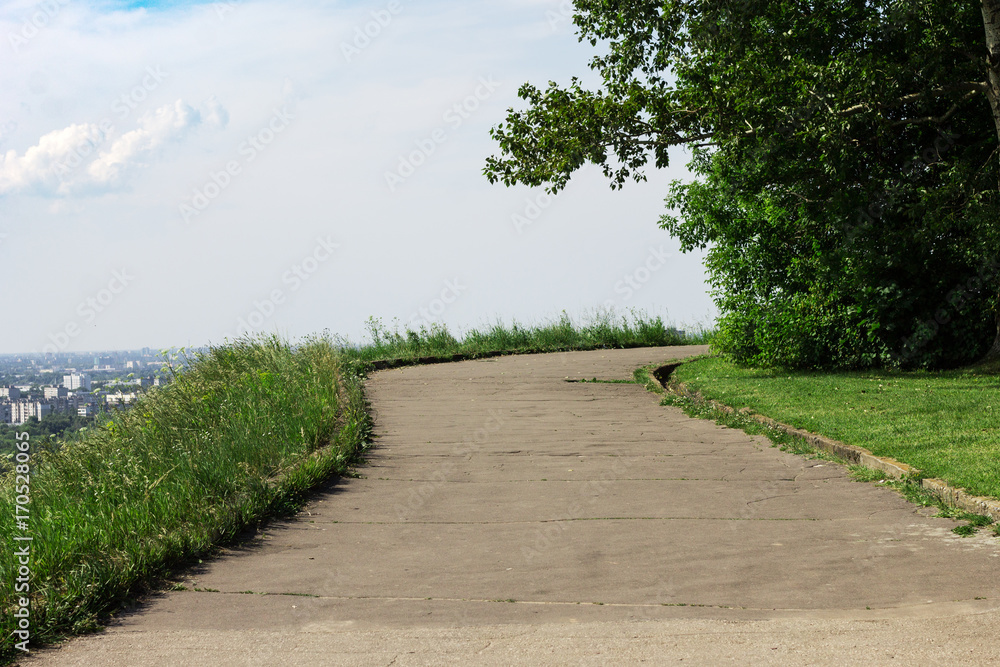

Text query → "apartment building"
[63,373,92,390]
[9,400,52,425]
[44,386,69,400]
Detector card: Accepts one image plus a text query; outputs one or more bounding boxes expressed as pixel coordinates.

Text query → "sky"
[0,0,715,354]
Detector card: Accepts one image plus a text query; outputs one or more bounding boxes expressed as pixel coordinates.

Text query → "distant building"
[106,392,137,406]
[63,373,92,391]
[10,401,51,425]
[0,386,21,401]
[43,386,69,400]
[77,405,93,418]
[70,393,96,411]
[0,403,10,424]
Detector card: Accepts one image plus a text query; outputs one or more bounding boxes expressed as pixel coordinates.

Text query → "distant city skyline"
[0,0,715,354]
[0,347,169,425]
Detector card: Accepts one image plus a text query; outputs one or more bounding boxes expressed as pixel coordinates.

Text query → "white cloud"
[0,122,103,195]
[85,99,201,188]
[204,95,229,130]
[0,98,224,196]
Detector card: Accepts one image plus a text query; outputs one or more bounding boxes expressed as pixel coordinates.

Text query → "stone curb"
[661,376,1000,523]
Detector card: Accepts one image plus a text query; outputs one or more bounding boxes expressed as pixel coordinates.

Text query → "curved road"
[23,347,1000,665]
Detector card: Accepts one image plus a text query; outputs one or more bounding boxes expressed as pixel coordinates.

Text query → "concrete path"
[22,347,1000,665]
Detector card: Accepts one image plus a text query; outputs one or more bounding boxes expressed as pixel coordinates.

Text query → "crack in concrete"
[179,589,1000,615]
[321,517,821,525]
[746,493,799,506]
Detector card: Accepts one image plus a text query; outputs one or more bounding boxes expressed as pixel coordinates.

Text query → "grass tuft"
[847,465,889,483]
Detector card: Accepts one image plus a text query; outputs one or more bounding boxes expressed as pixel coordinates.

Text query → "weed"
[848,466,889,483]
[962,513,995,528]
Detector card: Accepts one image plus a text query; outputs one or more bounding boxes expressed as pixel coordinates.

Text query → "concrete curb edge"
[663,378,1000,523]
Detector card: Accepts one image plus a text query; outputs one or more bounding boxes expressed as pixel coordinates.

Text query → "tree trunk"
[984,0,1000,144]
[985,311,1000,361]
[982,2,1000,361]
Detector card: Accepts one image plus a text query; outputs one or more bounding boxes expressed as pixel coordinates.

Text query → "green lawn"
[671,357,1000,499]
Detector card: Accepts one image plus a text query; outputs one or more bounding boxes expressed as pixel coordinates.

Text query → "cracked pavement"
[22,347,1000,665]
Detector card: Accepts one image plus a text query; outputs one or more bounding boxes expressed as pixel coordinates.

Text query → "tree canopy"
[486,0,1000,368]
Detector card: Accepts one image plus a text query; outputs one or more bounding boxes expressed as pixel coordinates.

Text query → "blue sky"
[0,0,714,353]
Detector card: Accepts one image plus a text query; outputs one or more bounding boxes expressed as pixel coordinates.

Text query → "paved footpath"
[22,347,1000,665]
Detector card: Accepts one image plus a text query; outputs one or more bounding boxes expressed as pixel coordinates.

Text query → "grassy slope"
[0,334,370,661]
[672,356,1000,499]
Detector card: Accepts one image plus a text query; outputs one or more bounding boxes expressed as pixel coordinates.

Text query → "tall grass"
[344,310,712,366]
[0,334,370,660]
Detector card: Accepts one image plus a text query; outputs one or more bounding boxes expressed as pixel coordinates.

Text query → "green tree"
[486,0,1000,368]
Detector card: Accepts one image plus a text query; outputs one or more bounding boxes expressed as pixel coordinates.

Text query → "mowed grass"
[672,356,1000,499]
[343,311,712,365]
[0,334,370,661]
